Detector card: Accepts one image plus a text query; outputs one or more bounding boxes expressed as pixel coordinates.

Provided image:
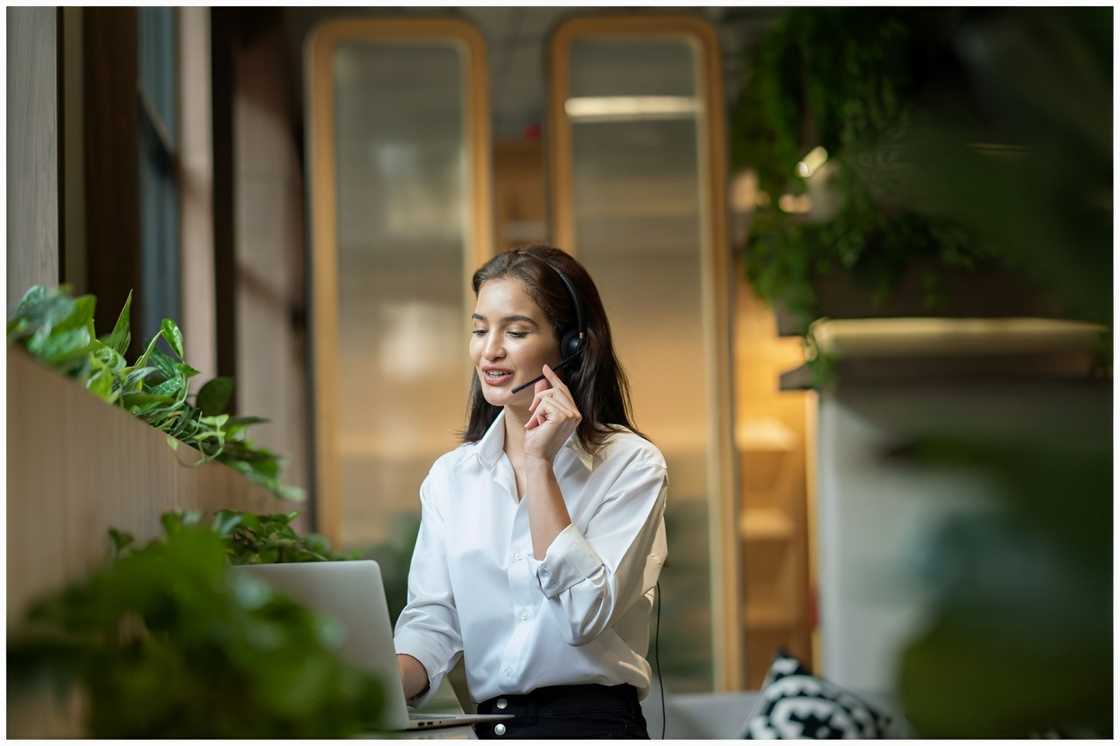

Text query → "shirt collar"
[475,408,596,472]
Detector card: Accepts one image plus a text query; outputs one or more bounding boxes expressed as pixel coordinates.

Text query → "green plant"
[8,518,385,737]
[889,434,1110,737]
[110,509,357,565]
[876,8,1112,331]
[729,9,1008,330]
[7,285,304,500]
[881,9,1113,736]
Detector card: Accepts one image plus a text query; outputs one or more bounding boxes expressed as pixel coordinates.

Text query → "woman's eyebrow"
[471,313,539,327]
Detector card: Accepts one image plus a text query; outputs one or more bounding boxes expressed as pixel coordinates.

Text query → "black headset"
[511,252,667,738]
[509,256,586,395]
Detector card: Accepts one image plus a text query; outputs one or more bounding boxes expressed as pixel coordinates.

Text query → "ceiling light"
[565,96,699,122]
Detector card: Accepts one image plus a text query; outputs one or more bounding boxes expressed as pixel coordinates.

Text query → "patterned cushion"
[745,649,893,739]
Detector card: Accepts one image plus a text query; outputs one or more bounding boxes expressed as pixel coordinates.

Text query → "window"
[137,7,180,343]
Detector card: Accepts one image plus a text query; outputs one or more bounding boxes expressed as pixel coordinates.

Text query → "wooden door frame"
[547,14,741,691]
[304,18,493,545]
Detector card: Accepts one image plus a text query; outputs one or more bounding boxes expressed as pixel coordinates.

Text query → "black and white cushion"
[745,649,892,739]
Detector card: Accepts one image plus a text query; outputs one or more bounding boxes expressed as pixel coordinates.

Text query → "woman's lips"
[482,370,514,386]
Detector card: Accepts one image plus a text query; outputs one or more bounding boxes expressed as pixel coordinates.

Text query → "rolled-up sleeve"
[393,465,463,709]
[525,453,668,647]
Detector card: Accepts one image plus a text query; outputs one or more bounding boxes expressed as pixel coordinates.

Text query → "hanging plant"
[729,8,1031,336]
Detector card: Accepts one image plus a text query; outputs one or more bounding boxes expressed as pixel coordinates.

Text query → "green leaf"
[124,366,159,389]
[54,295,96,334]
[107,528,135,559]
[28,326,94,367]
[224,416,268,439]
[146,377,185,398]
[176,362,201,379]
[135,329,162,369]
[199,413,230,429]
[160,319,184,359]
[210,511,244,537]
[197,378,234,417]
[149,350,180,381]
[121,391,174,409]
[101,290,133,355]
[12,285,48,318]
[275,484,308,502]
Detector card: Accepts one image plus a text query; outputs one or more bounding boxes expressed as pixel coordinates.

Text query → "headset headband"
[538,259,584,340]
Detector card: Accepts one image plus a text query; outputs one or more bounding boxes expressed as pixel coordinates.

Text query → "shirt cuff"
[528,523,605,599]
[394,631,445,710]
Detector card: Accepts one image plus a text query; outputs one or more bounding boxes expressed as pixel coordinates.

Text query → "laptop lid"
[230,560,413,730]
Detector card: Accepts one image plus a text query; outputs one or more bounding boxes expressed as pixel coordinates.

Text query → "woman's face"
[470,277,561,408]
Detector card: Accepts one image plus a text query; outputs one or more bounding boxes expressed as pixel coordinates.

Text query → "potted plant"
[8,510,387,738]
[7,285,303,500]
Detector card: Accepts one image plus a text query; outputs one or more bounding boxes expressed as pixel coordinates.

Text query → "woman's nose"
[482,332,505,359]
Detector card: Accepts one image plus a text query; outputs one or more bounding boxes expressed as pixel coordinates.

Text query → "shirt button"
[505,667,513,676]
[520,611,529,621]
[494,723,507,736]
[496,697,508,710]
[513,552,522,561]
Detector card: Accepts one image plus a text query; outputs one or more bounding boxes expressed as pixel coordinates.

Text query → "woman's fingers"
[525,365,580,431]
[525,396,579,430]
[529,387,568,415]
[541,363,573,398]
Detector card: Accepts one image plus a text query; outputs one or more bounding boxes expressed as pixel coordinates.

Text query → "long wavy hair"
[458,244,650,455]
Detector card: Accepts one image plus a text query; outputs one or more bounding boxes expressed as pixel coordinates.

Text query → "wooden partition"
[6,348,298,624]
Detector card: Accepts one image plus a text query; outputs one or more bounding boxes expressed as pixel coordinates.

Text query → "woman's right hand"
[397,653,431,702]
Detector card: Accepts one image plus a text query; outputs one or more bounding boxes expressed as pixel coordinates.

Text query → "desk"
[359,678,477,740]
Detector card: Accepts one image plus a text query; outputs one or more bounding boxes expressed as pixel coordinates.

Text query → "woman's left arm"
[525,451,668,647]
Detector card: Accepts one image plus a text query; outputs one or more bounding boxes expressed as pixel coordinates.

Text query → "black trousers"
[473,683,650,739]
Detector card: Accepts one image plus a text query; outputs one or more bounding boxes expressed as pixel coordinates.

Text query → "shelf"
[735,417,797,452]
[810,317,1105,359]
[779,317,1107,391]
[744,604,796,629]
[739,509,793,540]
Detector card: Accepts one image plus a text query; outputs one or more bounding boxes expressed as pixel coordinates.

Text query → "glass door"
[305,19,492,564]
[548,15,739,692]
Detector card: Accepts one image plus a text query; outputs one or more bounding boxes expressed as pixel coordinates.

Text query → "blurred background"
[7,5,1112,737]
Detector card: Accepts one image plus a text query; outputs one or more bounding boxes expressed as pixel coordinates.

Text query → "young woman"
[394,245,668,739]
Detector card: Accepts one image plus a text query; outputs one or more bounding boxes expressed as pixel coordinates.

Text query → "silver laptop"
[231,560,513,732]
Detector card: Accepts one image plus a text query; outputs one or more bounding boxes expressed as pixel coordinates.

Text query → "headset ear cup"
[560,330,582,360]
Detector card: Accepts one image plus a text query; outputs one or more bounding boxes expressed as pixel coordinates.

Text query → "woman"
[394,245,668,739]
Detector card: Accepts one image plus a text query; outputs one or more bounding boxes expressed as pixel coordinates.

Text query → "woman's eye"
[471,329,528,338]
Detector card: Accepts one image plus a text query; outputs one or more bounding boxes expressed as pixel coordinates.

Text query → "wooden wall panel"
[6,7,59,311]
[6,349,301,625]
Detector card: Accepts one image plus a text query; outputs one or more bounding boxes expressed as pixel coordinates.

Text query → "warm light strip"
[564,95,699,121]
[809,317,1106,358]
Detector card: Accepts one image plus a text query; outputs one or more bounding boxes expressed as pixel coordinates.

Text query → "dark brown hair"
[458,244,650,455]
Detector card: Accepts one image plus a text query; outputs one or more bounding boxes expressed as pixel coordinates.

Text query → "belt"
[477,683,641,716]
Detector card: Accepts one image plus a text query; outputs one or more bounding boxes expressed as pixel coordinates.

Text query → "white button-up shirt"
[393,408,669,707]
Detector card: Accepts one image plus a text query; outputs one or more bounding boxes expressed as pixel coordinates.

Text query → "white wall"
[814,380,1106,691]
